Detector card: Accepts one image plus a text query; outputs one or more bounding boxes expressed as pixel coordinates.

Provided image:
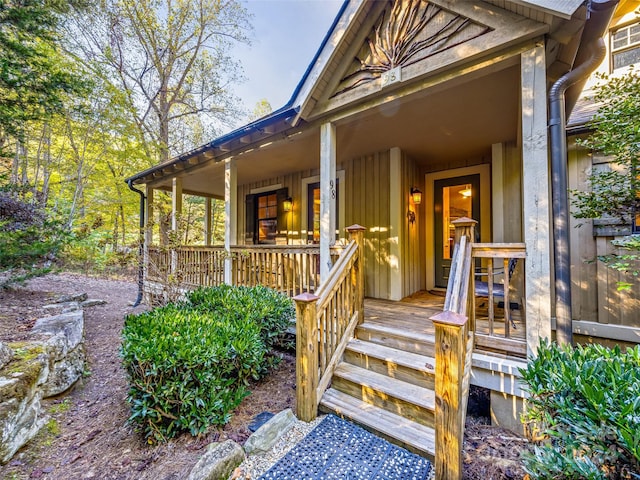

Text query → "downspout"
[127,179,146,307]
[548,0,618,345]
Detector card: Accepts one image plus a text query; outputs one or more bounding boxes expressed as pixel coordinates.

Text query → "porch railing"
[470,242,527,357]
[146,243,344,296]
[293,225,365,421]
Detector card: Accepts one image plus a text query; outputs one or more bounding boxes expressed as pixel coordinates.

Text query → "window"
[244,188,288,244]
[611,22,640,70]
[257,192,278,244]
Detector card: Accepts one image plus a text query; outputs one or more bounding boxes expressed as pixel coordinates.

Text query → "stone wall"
[0,307,86,463]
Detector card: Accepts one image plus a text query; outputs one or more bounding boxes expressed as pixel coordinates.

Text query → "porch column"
[204,197,212,246]
[389,147,404,301]
[224,157,237,285]
[521,43,552,357]
[171,177,182,273]
[320,122,337,282]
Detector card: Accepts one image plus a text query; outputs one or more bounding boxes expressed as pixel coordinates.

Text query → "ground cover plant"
[121,285,294,442]
[521,341,640,479]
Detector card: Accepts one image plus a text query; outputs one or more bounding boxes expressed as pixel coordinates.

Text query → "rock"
[80,299,107,308]
[186,440,245,480]
[42,302,81,314]
[32,311,85,397]
[0,344,49,464]
[248,411,274,432]
[243,408,296,455]
[54,293,87,304]
[0,342,13,370]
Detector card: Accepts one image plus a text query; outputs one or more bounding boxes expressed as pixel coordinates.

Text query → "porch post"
[320,122,337,282]
[521,43,552,357]
[389,147,403,301]
[224,157,237,285]
[171,177,182,273]
[204,197,212,246]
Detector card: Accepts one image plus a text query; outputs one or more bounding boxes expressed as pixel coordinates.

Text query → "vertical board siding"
[237,150,393,300]
[343,151,391,299]
[567,139,598,322]
[568,140,640,327]
[402,152,425,296]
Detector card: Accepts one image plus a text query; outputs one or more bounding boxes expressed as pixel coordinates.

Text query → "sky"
[230,0,344,127]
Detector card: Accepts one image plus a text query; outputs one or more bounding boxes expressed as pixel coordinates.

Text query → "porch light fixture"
[410,187,422,205]
[283,197,293,213]
[459,187,472,198]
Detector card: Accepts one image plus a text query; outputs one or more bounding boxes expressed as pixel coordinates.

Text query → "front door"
[434,174,480,288]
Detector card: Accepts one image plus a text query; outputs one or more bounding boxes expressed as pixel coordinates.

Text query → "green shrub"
[520,340,640,479]
[121,285,294,442]
[185,284,295,351]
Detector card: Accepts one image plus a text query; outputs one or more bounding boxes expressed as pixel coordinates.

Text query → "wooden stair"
[319,321,438,459]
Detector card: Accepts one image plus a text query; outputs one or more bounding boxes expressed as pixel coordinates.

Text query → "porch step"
[344,339,436,390]
[355,322,436,356]
[320,388,436,460]
[331,362,435,428]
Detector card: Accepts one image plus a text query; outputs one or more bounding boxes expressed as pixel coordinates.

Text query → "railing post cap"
[451,217,478,227]
[293,292,320,303]
[346,224,366,232]
[430,310,468,327]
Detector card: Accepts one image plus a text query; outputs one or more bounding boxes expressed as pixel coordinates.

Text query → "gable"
[334,1,493,97]
[299,0,549,121]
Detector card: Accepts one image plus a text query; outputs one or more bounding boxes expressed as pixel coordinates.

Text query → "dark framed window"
[245,187,288,245]
[611,22,640,70]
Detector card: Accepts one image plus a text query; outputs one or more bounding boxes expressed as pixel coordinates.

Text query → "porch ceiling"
[149,62,520,197]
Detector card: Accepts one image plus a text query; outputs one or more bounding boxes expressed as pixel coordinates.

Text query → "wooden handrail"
[294,225,366,422]
[431,217,476,480]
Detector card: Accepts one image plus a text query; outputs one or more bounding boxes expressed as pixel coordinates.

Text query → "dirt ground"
[0,272,529,480]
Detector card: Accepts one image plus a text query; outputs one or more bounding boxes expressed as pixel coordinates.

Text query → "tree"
[249,98,272,121]
[72,0,251,164]
[0,0,89,147]
[572,69,640,289]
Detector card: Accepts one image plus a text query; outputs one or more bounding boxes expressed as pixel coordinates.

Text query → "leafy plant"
[520,340,640,479]
[121,285,293,442]
[572,69,640,289]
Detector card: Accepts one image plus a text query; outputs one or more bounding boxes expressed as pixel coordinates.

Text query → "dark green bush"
[121,285,294,442]
[185,284,295,351]
[520,340,640,479]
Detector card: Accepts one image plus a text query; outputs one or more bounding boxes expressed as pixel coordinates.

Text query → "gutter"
[127,179,146,307]
[548,0,618,345]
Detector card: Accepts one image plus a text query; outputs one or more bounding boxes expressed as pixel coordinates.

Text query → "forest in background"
[0,0,265,279]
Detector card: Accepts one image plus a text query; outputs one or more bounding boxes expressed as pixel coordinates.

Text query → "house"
[126,0,638,467]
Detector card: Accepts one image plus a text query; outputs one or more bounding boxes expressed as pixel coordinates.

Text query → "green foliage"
[520,340,640,479]
[0,185,69,284]
[121,285,293,442]
[185,284,295,351]
[0,0,90,138]
[572,69,640,284]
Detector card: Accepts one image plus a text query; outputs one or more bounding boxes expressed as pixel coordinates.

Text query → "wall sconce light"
[407,210,416,225]
[411,187,422,205]
[283,197,293,213]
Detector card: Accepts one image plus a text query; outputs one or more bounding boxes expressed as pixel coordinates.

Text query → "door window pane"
[442,184,472,259]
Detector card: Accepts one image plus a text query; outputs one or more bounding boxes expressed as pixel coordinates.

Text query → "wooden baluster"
[504,257,511,338]
[294,293,319,422]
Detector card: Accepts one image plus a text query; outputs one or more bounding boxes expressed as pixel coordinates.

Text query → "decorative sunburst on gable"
[334,0,492,96]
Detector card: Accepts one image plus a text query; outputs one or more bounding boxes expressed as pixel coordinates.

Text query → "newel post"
[293,292,319,422]
[346,224,366,324]
[452,217,477,246]
[431,310,468,480]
